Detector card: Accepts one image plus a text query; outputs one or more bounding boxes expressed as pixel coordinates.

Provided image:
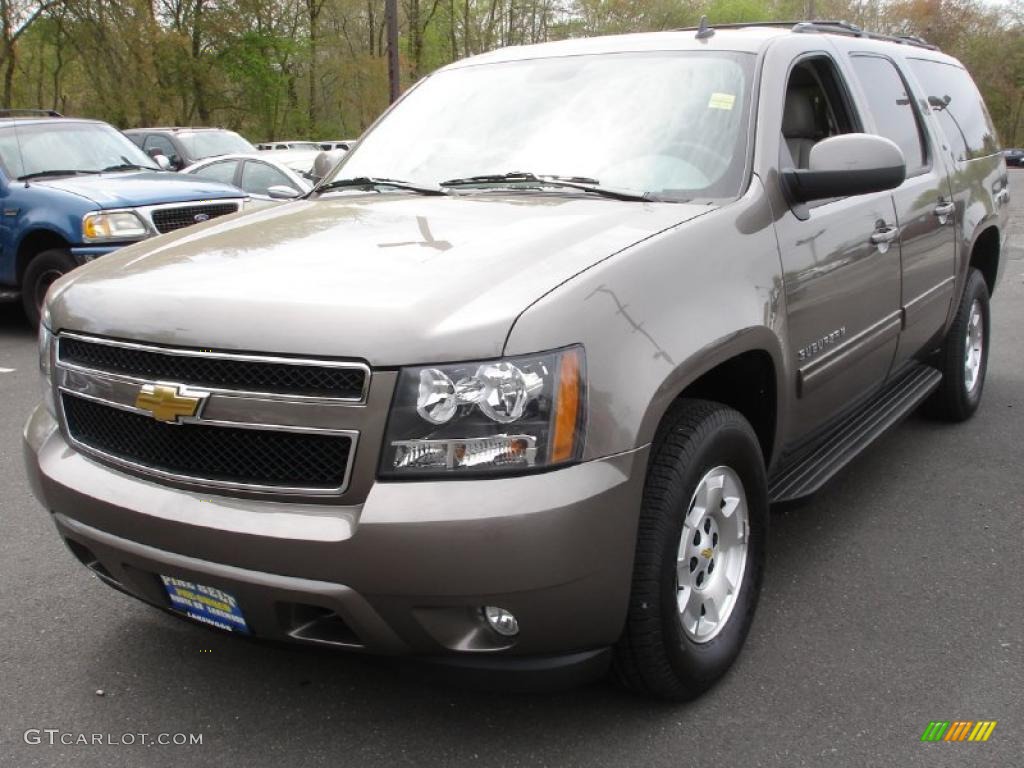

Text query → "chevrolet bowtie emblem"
[134,384,206,424]
[700,547,714,560]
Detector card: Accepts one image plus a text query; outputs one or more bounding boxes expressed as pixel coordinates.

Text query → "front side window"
[0,121,159,179]
[143,134,180,165]
[240,160,295,195]
[850,55,927,175]
[780,56,858,170]
[331,52,755,200]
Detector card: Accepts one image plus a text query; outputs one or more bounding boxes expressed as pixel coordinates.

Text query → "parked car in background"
[257,141,323,152]
[319,140,357,151]
[1002,147,1024,166]
[124,127,256,171]
[182,151,319,200]
[0,112,246,324]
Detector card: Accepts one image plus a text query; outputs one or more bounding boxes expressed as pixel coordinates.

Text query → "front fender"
[504,177,788,463]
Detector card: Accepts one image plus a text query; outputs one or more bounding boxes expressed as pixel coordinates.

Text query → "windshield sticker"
[708,93,736,110]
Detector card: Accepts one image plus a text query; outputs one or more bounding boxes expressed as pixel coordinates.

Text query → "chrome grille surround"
[53,333,367,497]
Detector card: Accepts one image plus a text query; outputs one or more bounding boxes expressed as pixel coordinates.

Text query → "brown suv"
[24,21,1008,699]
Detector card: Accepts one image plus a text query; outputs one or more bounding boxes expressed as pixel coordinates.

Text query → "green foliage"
[2,0,1022,144]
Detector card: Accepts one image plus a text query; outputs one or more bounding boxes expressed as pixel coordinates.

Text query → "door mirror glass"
[266,185,301,200]
[782,133,906,203]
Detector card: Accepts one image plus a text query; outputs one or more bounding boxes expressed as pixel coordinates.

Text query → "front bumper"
[24,406,647,666]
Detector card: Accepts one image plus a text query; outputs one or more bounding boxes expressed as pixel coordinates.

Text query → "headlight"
[380,346,586,477]
[38,324,55,417]
[82,210,150,242]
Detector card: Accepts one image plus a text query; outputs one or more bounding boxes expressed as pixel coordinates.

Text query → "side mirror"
[267,185,301,200]
[782,133,906,203]
[311,150,345,181]
[153,154,172,171]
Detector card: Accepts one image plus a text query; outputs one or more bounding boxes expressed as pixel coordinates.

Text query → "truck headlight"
[38,324,55,416]
[82,210,150,242]
[380,346,586,477]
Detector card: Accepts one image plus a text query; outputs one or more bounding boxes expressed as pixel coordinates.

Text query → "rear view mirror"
[267,185,301,200]
[782,133,906,203]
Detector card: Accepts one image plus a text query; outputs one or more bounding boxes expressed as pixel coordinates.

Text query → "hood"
[38,171,242,208]
[48,194,713,365]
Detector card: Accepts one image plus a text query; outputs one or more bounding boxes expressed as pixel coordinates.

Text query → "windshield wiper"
[16,169,101,181]
[100,162,157,173]
[316,176,446,196]
[440,172,651,201]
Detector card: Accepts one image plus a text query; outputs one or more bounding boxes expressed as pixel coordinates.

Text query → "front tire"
[614,399,767,700]
[21,248,76,327]
[926,268,990,422]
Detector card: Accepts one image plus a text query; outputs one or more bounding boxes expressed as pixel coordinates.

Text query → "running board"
[769,364,942,503]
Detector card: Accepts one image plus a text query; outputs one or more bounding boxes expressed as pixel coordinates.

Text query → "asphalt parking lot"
[1,179,1022,768]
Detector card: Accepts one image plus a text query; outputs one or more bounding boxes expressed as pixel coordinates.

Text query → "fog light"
[483,606,519,637]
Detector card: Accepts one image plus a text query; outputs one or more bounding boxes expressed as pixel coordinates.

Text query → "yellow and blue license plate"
[160,576,250,634]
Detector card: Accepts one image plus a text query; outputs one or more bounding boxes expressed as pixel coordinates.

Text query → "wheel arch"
[639,327,785,471]
[967,224,1000,298]
[16,228,72,286]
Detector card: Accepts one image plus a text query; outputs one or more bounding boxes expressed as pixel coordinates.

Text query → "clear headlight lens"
[380,346,586,477]
[38,324,55,416]
[82,210,150,242]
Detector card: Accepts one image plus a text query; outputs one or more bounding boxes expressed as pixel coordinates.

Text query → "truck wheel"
[21,248,76,327]
[926,268,990,422]
[614,399,767,700]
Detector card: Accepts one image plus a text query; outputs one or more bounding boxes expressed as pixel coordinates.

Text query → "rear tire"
[21,248,76,327]
[613,399,767,700]
[925,268,990,422]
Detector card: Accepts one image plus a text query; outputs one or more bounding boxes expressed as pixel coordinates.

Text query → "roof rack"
[679,19,938,51]
[0,109,63,118]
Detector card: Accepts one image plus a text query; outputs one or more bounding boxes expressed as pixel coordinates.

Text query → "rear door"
[847,53,957,364]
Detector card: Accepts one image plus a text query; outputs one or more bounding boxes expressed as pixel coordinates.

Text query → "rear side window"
[850,55,927,175]
[908,58,999,161]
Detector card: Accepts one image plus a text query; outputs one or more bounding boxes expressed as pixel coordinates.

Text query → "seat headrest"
[782,89,819,140]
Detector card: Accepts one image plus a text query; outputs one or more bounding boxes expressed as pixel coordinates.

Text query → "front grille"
[151,203,238,233]
[58,336,366,400]
[62,394,352,490]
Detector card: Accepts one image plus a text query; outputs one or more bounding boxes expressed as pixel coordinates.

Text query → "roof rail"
[678,19,938,50]
[791,20,938,50]
[0,109,63,118]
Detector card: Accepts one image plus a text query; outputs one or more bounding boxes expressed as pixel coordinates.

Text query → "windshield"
[331,51,754,200]
[178,130,255,160]
[0,121,158,178]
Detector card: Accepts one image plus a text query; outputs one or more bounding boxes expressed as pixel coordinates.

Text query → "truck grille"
[62,394,353,491]
[58,335,367,400]
[151,203,238,233]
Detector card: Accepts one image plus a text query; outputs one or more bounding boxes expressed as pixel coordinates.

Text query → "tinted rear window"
[908,58,999,161]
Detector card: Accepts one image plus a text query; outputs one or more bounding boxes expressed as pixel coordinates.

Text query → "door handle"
[933,201,955,221]
[870,225,899,245]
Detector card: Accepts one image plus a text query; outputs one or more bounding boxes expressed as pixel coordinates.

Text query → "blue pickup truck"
[0,112,247,325]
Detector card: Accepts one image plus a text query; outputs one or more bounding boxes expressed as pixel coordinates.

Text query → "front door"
[772,52,903,442]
